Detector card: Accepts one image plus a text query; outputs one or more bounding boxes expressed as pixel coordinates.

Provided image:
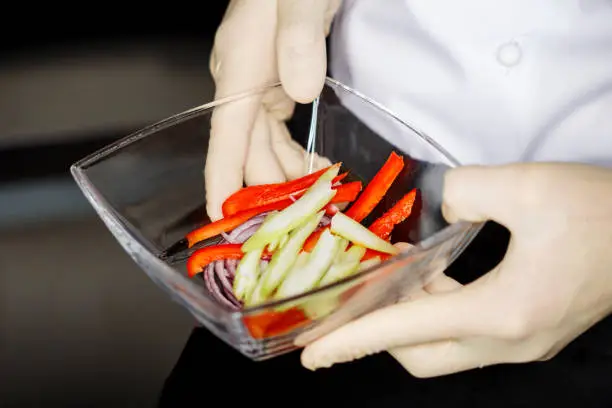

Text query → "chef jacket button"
[496,41,522,67]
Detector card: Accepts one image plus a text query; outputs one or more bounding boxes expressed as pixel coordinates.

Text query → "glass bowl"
[71,78,482,361]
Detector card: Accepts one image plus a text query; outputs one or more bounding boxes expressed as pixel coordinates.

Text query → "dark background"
[0,3,231,407]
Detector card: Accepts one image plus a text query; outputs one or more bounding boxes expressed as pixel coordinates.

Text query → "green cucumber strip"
[358,257,382,272]
[233,247,264,302]
[258,211,324,298]
[244,276,266,307]
[241,181,337,252]
[276,229,341,300]
[336,238,350,257]
[301,289,344,320]
[317,164,342,183]
[293,251,310,269]
[278,233,289,249]
[262,213,280,251]
[319,259,360,287]
[267,236,280,252]
[330,212,399,255]
[343,245,367,263]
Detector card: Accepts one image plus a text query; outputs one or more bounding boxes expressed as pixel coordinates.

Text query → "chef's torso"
[330,0,612,166]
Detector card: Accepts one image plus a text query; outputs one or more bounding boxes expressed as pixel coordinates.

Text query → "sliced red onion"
[214,260,241,307]
[203,264,215,296]
[200,207,335,310]
[225,214,267,242]
[232,224,263,243]
[225,259,238,277]
[200,262,237,309]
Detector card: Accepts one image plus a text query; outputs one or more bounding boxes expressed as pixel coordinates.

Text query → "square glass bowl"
[71,78,482,361]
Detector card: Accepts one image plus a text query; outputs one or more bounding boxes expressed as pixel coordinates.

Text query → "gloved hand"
[205,0,342,221]
[301,163,612,377]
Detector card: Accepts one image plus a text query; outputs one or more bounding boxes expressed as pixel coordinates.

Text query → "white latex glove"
[301,163,612,377]
[205,0,342,221]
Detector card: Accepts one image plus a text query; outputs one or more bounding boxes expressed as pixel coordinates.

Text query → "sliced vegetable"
[291,180,361,203]
[242,307,310,339]
[301,153,404,251]
[302,228,325,253]
[362,249,391,262]
[222,163,345,217]
[358,257,382,272]
[319,259,361,287]
[343,245,367,263]
[183,150,422,336]
[330,212,399,255]
[344,151,405,222]
[336,238,350,256]
[241,166,339,252]
[276,229,341,300]
[233,248,264,302]
[258,212,324,298]
[186,200,291,248]
[278,233,289,249]
[244,277,265,307]
[368,188,418,240]
[187,244,245,277]
[265,214,281,251]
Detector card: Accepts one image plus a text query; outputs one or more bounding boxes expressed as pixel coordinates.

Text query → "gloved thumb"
[442,164,529,229]
[276,0,333,103]
[301,278,494,370]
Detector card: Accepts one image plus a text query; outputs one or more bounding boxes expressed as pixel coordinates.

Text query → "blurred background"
[0,3,231,406]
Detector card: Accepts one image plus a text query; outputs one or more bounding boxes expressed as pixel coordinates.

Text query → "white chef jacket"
[329,0,612,166]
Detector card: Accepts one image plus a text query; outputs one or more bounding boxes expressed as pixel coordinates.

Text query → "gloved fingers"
[389,339,487,378]
[268,115,306,180]
[205,96,259,221]
[300,282,494,370]
[262,87,295,122]
[324,0,343,35]
[304,150,333,174]
[398,273,462,302]
[268,116,331,180]
[276,0,329,103]
[442,164,540,231]
[390,332,555,378]
[212,0,277,100]
[244,108,287,186]
[424,273,463,294]
[205,0,278,220]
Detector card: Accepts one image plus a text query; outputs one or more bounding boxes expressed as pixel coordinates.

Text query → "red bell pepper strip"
[221,163,346,217]
[303,152,405,252]
[358,189,417,261]
[187,243,273,277]
[361,249,391,262]
[330,180,362,202]
[368,188,418,241]
[242,307,310,339]
[186,199,294,248]
[187,244,244,277]
[324,204,340,216]
[302,228,325,252]
[344,151,405,222]
[186,181,361,249]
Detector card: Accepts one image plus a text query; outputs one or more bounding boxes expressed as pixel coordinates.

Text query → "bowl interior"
[71,78,477,350]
